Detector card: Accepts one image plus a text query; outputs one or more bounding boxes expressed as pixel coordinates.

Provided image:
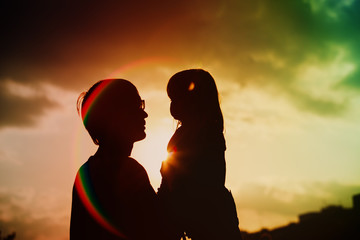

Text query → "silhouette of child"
[70,79,173,240]
[158,69,242,240]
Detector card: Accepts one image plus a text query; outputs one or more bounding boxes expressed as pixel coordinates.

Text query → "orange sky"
[1,1,360,239]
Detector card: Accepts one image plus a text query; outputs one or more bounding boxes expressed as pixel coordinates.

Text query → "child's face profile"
[170,95,198,124]
[169,98,184,121]
[168,76,200,125]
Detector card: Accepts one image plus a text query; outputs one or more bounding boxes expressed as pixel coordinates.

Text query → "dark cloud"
[284,87,348,116]
[0,0,359,118]
[341,62,360,89]
[0,82,58,129]
[0,0,223,89]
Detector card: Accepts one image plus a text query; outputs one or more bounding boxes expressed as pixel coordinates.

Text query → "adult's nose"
[142,109,148,118]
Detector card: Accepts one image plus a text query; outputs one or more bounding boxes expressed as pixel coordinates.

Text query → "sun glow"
[132,126,174,189]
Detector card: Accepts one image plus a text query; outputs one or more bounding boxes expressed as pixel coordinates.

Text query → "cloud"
[0,0,359,118]
[0,81,59,129]
[342,68,360,88]
[0,0,223,89]
[285,87,348,116]
[219,0,359,113]
[233,180,360,230]
[304,0,356,19]
[0,188,69,240]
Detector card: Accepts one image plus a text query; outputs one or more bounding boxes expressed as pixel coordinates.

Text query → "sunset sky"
[1,0,360,239]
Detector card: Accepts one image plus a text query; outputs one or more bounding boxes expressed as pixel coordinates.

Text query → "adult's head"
[77,79,148,145]
[167,69,223,131]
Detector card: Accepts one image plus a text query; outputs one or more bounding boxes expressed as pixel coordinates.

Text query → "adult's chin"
[134,131,146,142]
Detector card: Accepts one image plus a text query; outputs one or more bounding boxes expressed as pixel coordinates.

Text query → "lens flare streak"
[75,166,126,238]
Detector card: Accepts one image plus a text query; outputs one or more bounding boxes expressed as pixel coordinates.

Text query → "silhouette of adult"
[70,79,171,240]
[158,69,242,240]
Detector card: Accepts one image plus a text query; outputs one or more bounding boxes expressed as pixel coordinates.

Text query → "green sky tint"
[230,0,360,115]
[1,0,360,238]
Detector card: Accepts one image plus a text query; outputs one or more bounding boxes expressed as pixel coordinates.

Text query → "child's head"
[77,79,147,145]
[167,69,223,131]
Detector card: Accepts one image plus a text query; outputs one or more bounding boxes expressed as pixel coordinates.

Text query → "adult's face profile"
[83,79,148,145]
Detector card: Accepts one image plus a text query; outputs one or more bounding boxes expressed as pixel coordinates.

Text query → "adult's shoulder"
[73,158,91,182]
[127,157,146,170]
[126,157,151,180]
[124,157,156,197]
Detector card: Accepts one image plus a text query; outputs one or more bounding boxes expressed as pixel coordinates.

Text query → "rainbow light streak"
[81,80,113,125]
[75,165,126,238]
[76,80,126,238]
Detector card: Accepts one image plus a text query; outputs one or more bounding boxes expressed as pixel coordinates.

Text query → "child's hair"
[167,69,224,132]
[76,79,138,145]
